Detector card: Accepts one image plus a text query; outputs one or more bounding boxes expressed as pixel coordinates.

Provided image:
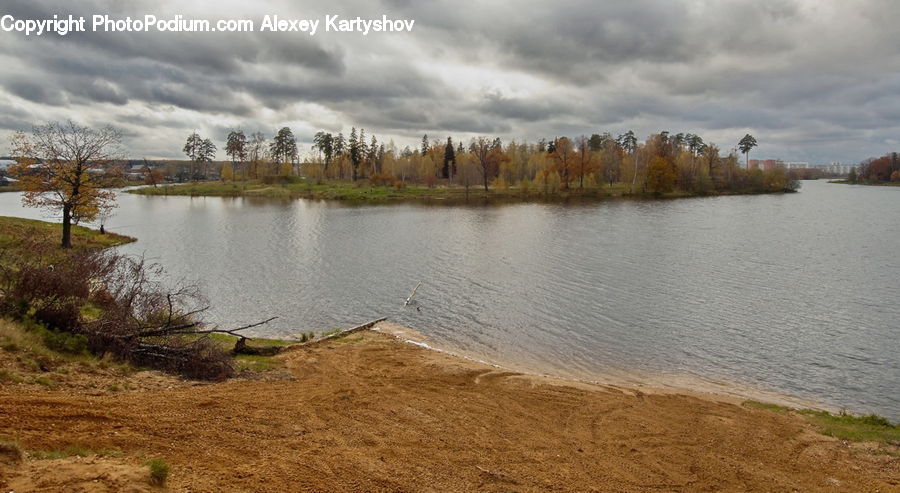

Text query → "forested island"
[126,127,798,200]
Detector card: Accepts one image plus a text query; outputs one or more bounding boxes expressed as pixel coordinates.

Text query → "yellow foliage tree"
[551,137,575,189]
[646,156,676,195]
[9,122,121,248]
[220,162,234,182]
[278,161,293,177]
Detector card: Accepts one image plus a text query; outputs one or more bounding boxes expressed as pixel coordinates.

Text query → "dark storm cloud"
[0,0,898,162]
[480,92,573,121]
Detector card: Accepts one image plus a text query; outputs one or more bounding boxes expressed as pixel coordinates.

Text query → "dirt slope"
[1,329,898,492]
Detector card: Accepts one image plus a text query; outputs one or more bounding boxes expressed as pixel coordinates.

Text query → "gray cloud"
[0,0,898,163]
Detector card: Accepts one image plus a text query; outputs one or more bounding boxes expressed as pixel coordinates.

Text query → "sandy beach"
[1,324,898,492]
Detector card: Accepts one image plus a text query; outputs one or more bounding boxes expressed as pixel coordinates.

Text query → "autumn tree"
[738,134,757,169]
[220,162,234,181]
[860,156,892,182]
[145,167,164,187]
[248,132,266,178]
[645,156,676,195]
[469,136,501,192]
[143,159,163,187]
[575,135,598,189]
[9,121,121,248]
[599,138,622,186]
[456,151,480,196]
[551,137,575,189]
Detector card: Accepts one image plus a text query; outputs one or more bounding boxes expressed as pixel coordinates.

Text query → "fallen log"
[280,317,387,352]
[235,317,387,355]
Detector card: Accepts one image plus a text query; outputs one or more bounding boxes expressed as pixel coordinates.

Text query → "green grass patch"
[30,375,56,387]
[744,401,900,445]
[743,400,791,413]
[0,318,133,381]
[797,410,900,444]
[829,180,900,187]
[126,179,641,203]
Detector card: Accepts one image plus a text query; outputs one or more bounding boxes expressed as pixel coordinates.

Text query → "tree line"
[850,153,900,183]
[5,121,791,247]
[192,125,793,196]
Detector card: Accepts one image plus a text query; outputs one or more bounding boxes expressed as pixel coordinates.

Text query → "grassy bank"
[129,179,641,201]
[743,401,899,449]
[829,180,900,187]
[0,216,134,254]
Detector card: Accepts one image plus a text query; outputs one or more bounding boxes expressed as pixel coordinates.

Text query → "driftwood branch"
[286,317,387,350]
[176,316,279,338]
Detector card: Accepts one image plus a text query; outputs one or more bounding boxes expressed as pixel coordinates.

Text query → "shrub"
[1,248,236,380]
[34,303,82,333]
[146,458,169,486]
[859,414,894,427]
[42,329,89,355]
[261,174,302,185]
[393,180,406,190]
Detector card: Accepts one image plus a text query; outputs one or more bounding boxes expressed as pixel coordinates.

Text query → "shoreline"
[372,321,834,416]
[124,179,797,204]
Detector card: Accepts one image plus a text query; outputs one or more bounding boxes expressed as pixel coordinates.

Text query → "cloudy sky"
[2,0,899,163]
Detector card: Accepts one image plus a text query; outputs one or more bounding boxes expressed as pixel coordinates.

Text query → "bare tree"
[469,136,499,192]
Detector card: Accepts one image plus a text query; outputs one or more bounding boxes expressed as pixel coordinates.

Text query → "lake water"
[1,181,898,419]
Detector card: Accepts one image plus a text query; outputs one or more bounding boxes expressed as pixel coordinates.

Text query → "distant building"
[824,162,858,175]
[784,162,810,169]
